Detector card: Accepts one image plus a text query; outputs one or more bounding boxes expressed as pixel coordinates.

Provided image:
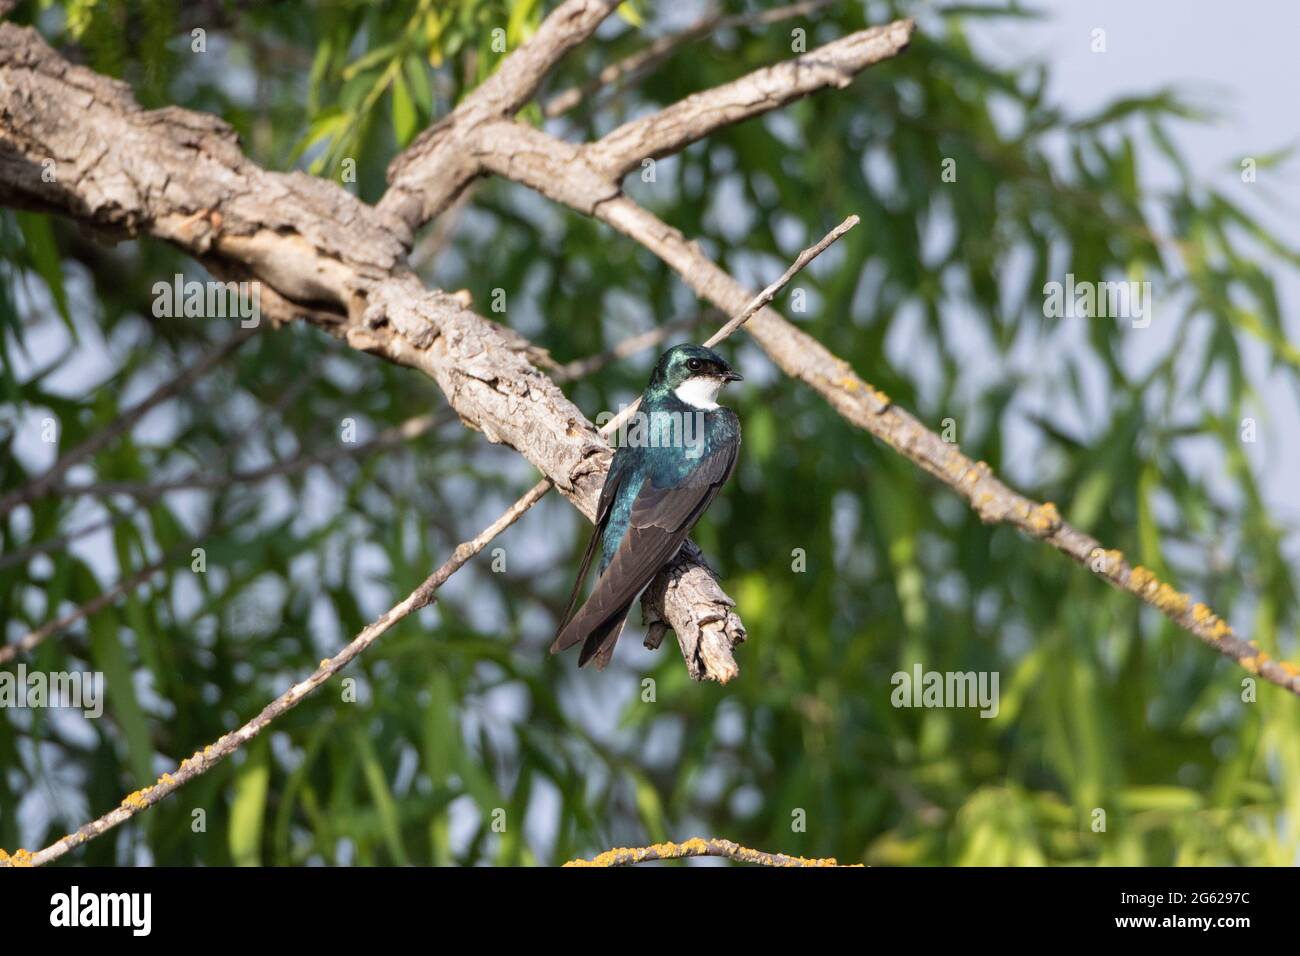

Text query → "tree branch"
[585,18,915,180]
[550,311,715,381]
[389,15,1300,695]
[562,837,853,867]
[3,478,551,867]
[0,19,741,683]
[542,0,839,119]
[379,0,621,236]
[1,250,863,861]
[445,217,859,681]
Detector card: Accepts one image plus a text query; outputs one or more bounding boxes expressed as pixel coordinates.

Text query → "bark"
[0,16,743,681]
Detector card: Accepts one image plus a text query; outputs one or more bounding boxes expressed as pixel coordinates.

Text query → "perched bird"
[551,343,743,669]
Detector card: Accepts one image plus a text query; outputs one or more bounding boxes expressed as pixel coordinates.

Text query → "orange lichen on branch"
[0,848,34,867]
[1026,501,1061,536]
[834,373,891,410]
[1124,566,1189,615]
[1128,565,1156,594]
[563,837,854,867]
[1151,582,1190,616]
[1090,548,1124,576]
[121,788,152,811]
[1109,567,1300,685]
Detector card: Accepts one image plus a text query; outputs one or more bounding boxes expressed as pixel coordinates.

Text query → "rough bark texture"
[585,19,916,178]
[380,0,621,235]
[2,0,1295,873]
[0,13,744,682]
[430,17,1295,698]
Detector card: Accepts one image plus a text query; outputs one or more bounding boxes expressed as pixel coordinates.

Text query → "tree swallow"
[551,344,743,669]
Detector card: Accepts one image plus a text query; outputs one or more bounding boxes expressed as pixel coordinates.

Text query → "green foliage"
[2,0,1298,867]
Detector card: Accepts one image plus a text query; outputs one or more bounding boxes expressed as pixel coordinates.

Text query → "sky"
[970,0,1300,538]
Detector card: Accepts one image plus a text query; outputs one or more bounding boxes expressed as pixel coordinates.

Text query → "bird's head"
[649,343,743,408]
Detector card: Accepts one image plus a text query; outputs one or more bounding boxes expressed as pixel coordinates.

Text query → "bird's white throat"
[674,375,724,410]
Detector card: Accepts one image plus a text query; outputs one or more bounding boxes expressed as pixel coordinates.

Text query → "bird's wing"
[552,447,631,640]
[552,436,739,666]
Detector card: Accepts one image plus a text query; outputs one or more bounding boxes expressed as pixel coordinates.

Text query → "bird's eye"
[687,358,702,371]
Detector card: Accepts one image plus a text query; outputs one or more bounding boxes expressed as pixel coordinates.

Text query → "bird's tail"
[551,596,635,670]
[577,602,633,670]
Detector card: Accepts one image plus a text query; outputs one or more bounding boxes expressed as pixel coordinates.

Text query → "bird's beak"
[721,368,744,382]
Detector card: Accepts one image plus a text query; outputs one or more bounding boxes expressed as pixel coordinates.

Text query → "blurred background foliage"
[1,0,1298,866]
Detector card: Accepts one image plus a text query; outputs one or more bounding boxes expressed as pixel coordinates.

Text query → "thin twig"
[6,480,551,867]
[562,837,854,867]
[472,12,1300,696]
[0,219,857,866]
[437,216,859,587]
[551,311,716,382]
[543,0,837,118]
[705,215,859,347]
[602,215,858,437]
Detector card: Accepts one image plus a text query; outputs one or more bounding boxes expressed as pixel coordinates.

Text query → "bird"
[551,343,743,670]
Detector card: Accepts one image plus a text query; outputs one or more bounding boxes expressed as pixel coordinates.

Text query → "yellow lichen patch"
[319,658,331,669]
[1191,603,1214,624]
[1088,546,1127,578]
[1026,502,1061,535]
[1207,618,1234,641]
[158,773,176,788]
[1128,566,1156,594]
[1239,656,1260,674]
[121,789,152,811]
[1150,583,1190,616]
[1279,661,1300,677]
[564,837,849,868]
[0,848,33,867]
[179,750,205,772]
[564,845,645,867]
[836,376,860,392]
